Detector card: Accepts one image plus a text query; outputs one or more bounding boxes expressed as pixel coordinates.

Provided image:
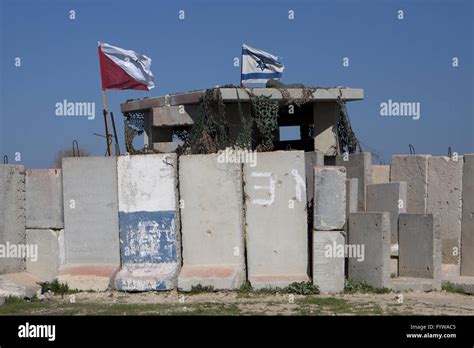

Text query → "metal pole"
[240,46,243,88]
[110,112,120,156]
[72,140,79,157]
[102,89,113,156]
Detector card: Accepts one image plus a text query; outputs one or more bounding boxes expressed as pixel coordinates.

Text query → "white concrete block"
[366,182,407,244]
[26,229,64,282]
[427,156,463,268]
[178,154,245,291]
[114,154,180,291]
[336,153,372,211]
[348,212,391,288]
[398,214,441,284]
[391,155,430,214]
[26,169,63,229]
[461,154,474,276]
[312,231,345,293]
[244,151,309,289]
[313,166,346,230]
[60,157,120,291]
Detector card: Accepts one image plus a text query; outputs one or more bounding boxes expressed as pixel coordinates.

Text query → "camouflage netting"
[336,97,362,154]
[176,86,283,154]
[180,88,230,154]
[123,109,147,154]
[123,85,361,155]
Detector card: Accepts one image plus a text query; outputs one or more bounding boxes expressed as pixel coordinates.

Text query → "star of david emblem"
[256,58,268,71]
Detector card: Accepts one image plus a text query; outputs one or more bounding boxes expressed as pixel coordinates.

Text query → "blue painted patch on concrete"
[119,211,177,264]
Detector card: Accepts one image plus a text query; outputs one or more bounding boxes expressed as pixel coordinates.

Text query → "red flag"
[98,42,155,91]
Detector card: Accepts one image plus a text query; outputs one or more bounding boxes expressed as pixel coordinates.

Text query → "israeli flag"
[241,44,284,84]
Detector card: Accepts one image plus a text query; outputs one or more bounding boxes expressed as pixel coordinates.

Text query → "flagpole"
[102,89,113,156]
[240,47,243,88]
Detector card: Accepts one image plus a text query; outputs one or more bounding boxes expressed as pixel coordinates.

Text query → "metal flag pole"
[102,89,113,156]
[240,46,244,88]
[110,112,120,156]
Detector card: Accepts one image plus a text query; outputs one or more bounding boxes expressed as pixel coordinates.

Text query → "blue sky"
[0,0,472,168]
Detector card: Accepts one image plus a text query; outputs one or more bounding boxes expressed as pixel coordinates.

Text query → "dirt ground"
[1,290,473,316]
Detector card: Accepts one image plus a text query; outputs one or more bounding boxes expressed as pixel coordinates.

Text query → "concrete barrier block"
[335,152,372,211]
[344,178,358,243]
[114,154,180,291]
[313,166,346,230]
[0,165,26,274]
[442,276,474,295]
[59,157,119,291]
[391,155,430,214]
[244,151,309,289]
[366,182,407,244]
[372,165,390,184]
[391,277,440,292]
[57,264,118,291]
[26,229,65,282]
[427,156,463,267]
[390,257,398,277]
[178,154,245,290]
[26,169,63,229]
[399,214,441,282]
[312,231,345,293]
[305,151,324,204]
[348,212,391,288]
[0,272,41,298]
[461,154,474,276]
[346,178,358,215]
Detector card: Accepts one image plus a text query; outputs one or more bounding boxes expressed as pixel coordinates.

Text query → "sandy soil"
[43,290,473,316]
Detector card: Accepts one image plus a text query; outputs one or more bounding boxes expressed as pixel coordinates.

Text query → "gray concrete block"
[26,229,65,282]
[0,165,26,274]
[178,154,245,291]
[59,157,119,290]
[390,155,430,214]
[62,156,120,264]
[348,212,391,288]
[442,276,474,294]
[312,231,345,293]
[390,257,398,277]
[178,265,245,291]
[313,166,346,230]
[427,156,463,267]
[244,151,309,289]
[57,264,117,291]
[305,151,324,204]
[398,214,441,282]
[391,277,440,292]
[0,272,41,298]
[461,154,474,276]
[344,178,358,239]
[114,154,181,291]
[346,178,358,215]
[372,165,390,184]
[442,264,460,278]
[26,169,63,229]
[366,182,407,244]
[336,152,372,211]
